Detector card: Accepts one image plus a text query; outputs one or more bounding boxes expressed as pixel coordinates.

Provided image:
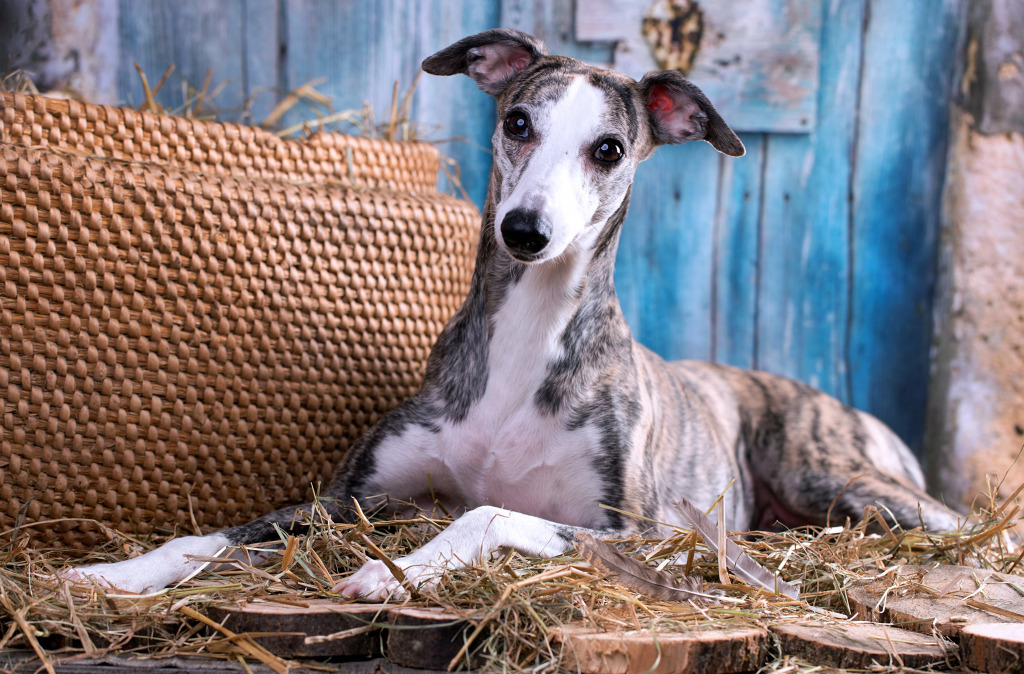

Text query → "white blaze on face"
[495,77,609,261]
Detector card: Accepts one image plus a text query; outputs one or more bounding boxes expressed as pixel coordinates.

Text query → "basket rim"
[1,91,442,156]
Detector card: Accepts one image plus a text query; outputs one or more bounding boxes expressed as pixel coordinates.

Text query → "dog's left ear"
[422,29,546,96]
[639,71,745,157]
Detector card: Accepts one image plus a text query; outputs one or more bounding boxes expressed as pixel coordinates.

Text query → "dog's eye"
[504,111,531,139]
[594,139,624,163]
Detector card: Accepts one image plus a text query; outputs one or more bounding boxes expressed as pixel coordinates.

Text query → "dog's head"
[424,29,743,265]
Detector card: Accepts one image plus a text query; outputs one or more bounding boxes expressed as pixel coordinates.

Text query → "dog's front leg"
[333,506,584,600]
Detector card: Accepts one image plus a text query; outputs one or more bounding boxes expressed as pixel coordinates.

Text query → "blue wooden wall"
[113,0,962,453]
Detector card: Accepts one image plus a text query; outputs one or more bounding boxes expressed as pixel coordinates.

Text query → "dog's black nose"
[500,209,549,256]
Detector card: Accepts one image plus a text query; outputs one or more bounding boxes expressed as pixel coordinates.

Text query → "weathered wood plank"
[116,0,248,116]
[754,0,863,400]
[1,651,448,673]
[283,1,497,207]
[240,0,281,125]
[925,0,1024,511]
[618,144,723,361]
[0,0,120,103]
[575,0,821,133]
[962,0,1024,135]
[409,2,501,207]
[713,133,763,369]
[501,0,614,65]
[849,0,962,449]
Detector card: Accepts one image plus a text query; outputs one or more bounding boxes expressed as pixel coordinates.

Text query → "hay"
[0,490,1020,673]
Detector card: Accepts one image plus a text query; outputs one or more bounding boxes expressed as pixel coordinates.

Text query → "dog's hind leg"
[817,471,965,531]
[735,371,967,532]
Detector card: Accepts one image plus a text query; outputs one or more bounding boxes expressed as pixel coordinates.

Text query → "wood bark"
[384,606,474,671]
[962,623,1024,674]
[206,600,390,659]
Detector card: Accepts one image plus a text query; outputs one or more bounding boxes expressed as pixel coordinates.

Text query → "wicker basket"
[1,92,438,194]
[0,94,479,548]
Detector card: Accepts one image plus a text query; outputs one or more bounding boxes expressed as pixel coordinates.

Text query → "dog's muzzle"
[499,209,550,258]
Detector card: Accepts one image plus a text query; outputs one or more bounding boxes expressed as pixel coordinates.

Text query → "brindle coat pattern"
[236,29,962,544]
[65,29,964,597]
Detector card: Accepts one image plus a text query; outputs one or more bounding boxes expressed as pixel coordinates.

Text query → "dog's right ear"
[422,29,546,96]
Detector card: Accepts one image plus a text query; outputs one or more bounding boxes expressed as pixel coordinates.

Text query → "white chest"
[437,263,607,526]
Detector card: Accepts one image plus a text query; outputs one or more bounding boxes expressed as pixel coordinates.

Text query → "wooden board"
[207,599,390,658]
[385,606,474,671]
[847,564,1024,637]
[772,620,952,669]
[753,0,863,401]
[575,0,820,133]
[847,0,961,450]
[962,623,1024,674]
[553,624,767,674]
[712,132,763,369]
[284,0,499,207]
[116,0,266,119]
[616,143,722,361]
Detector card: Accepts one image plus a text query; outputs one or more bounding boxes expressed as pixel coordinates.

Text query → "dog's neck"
[420,181,635,421]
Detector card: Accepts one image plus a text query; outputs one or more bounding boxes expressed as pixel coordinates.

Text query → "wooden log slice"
[847,564,1024,637]
[772,620,953,670]
[207,599,390,658]
[385,606,474,671]
[553,624,767,674]
[962,623,1024,673]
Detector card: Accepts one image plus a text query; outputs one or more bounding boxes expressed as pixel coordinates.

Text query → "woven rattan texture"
[0,92,439,195]
[0,99,478,548]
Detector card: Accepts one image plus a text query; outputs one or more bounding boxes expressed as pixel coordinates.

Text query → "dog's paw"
[333,559,407,601]
[332,557,442,601]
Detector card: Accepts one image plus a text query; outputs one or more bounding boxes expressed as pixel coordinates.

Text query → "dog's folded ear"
[639,71,745,157]
[422,29,546,96]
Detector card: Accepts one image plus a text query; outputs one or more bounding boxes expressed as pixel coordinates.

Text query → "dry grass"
[0,69,39,95]
[2,61,436,142]
[0,487,1020,673]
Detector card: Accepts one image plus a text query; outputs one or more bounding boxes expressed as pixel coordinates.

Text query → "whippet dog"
[65,30,964,599]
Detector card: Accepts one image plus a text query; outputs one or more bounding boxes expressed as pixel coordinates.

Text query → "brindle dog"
[65,30,964,599]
